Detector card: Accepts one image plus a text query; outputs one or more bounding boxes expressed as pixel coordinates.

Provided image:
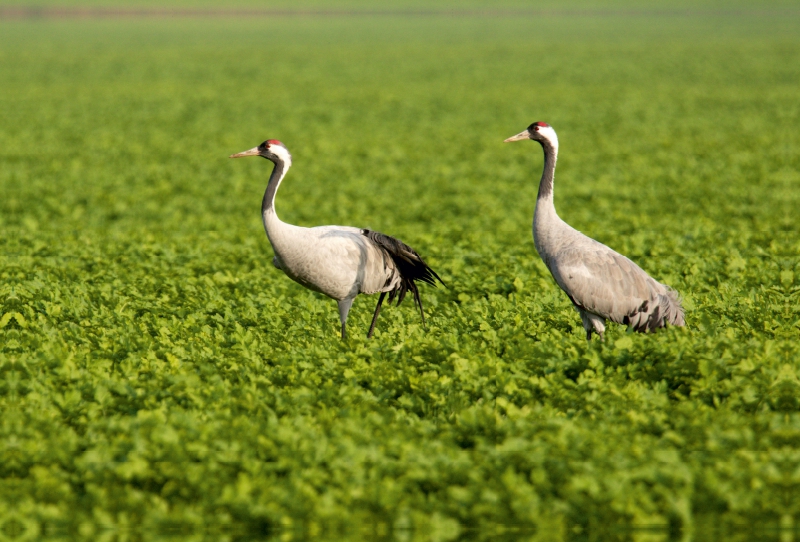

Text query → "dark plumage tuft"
[361,229,444,326]
[622,291,686,333]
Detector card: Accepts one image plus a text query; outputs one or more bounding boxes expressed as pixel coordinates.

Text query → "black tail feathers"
[361,229,444,324]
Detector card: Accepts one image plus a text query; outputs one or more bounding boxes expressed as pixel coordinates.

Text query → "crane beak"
[504,130,530,143]
[229,147,261,158]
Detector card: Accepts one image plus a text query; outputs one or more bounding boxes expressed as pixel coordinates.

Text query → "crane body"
[231,139,442,339]
[505,122,685,340]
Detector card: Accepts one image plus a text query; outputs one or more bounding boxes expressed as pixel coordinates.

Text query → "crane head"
[504,122,558,148]
[230,139,292,165]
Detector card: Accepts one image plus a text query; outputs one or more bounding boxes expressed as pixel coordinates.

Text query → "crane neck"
[537,139,558,203]
[262,158,290,220]
[533,138,561,254]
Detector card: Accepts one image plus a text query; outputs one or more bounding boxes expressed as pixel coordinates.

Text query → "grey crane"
[504,122,685,341]
[230,139,443,340]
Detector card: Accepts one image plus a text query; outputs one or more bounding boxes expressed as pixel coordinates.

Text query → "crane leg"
[412,285,427,330]
[580,310,605,342]
[337,298,354,340]
[367,292,387,339]
[594,320,606,342]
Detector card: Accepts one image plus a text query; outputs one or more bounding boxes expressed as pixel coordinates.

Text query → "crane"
[230,139,443,340]
[504,122,685,341]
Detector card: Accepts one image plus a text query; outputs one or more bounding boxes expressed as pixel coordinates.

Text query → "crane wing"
[548,245,679,330]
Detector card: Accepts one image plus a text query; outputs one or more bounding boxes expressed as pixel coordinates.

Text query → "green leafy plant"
[1,7,798,541]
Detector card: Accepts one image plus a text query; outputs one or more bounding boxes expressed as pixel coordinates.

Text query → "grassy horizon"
[2,1,800,11]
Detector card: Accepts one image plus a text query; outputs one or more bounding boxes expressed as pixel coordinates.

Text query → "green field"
[2,5,800,541]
